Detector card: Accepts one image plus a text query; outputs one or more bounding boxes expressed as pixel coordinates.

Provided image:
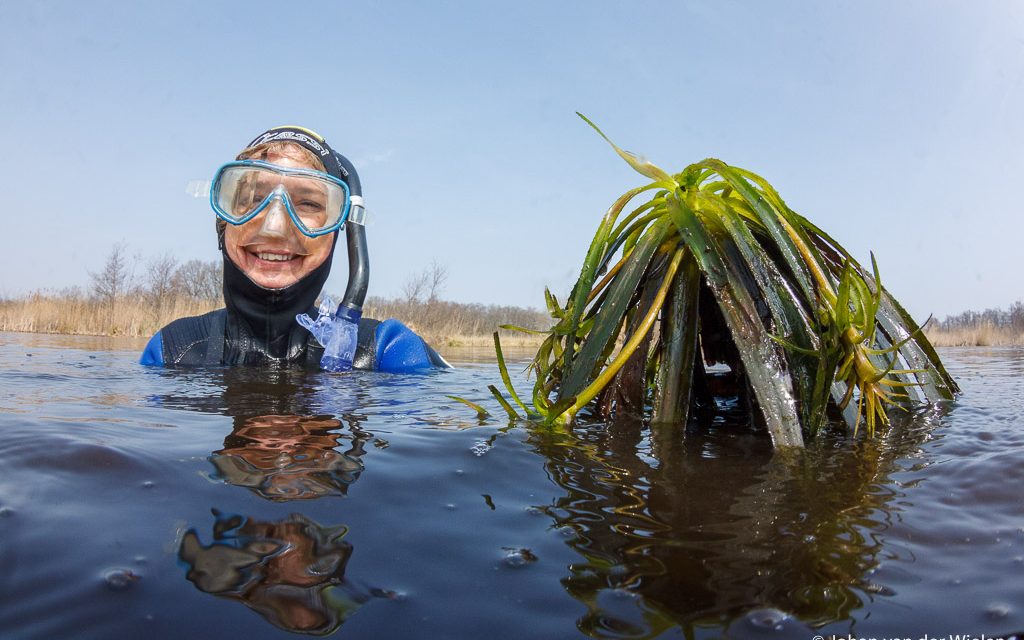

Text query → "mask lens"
[212,162,349,235]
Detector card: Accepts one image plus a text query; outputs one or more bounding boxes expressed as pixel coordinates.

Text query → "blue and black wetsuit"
[140,242,447,373]
[140,311,447,372]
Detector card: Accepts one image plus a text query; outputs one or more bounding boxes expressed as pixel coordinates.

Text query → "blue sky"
[1,0,1021,320]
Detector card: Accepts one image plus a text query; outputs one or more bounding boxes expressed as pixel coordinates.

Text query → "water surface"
[0,333,1021,638]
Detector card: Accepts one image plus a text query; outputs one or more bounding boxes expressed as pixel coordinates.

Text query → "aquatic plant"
[494,114,957,446]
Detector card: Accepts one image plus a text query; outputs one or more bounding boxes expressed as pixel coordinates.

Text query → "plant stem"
[557,248,686,424]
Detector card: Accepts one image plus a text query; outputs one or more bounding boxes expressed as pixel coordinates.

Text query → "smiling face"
[223,147,335,290]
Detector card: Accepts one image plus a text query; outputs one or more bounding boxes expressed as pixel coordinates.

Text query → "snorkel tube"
[336,153,368,318]
[295,151,368,371]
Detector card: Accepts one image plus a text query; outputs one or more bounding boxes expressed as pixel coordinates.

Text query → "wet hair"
[236,140,326,171]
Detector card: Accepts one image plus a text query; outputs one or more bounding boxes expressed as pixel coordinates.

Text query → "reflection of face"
[224,150,334,290]
[213,414,363,500]
[230,415,343,470]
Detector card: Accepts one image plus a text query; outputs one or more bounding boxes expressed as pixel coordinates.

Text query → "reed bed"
[925,325,1024,347]
[0,293,219,337]
[0,291,549,348]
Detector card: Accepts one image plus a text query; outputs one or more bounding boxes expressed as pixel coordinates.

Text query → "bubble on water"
[524,506,543,516]
[444,503,457,511]
[862,582,896,596]
[102,568,140,591]
[502,547,537,567]
[743,607,790,631]
[0,507,14,518]
[985,602,1012,619]
[454,469,465,476]
[142,481,155,489]
[471,441,490,456]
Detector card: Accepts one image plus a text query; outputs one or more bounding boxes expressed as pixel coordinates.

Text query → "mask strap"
[216,219,226,250]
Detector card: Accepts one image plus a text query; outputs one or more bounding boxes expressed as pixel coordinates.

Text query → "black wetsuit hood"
[220,234,338,364]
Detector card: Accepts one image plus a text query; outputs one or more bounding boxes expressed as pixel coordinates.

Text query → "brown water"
[0,332,1021,639]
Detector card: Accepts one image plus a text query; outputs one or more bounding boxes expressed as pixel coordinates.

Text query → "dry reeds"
[0,292,219,338]
[925,325,1024,347]
[0,290,550,348]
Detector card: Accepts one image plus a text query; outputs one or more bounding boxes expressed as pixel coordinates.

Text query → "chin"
[228,248,310,289]
[246,268,305,290]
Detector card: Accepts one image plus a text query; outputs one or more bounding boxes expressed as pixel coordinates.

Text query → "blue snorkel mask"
[220,126,370,371]
[211,160,352,238]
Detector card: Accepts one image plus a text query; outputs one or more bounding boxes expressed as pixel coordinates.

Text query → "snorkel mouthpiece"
[296,296,360,371]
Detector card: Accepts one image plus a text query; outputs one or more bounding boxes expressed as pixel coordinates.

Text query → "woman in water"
[140,126,447,371]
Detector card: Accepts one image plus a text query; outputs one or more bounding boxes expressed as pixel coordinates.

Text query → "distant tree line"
[0,243,222,336]
[1,245,550,344]
[86,243,222,318]
[925,300,1024,347]
[930,301,1024,332]
[5,244,1019,347]
[353,261,550,345]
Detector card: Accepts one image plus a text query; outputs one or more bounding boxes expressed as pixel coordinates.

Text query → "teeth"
[256,252,294,262]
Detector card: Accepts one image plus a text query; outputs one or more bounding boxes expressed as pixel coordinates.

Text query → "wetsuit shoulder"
[373,318,451,372]
[140,332,163,366]
[157,308,227,366]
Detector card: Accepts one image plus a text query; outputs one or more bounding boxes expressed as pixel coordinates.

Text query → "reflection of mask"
[211,414,366,501]
[179,511,367,635]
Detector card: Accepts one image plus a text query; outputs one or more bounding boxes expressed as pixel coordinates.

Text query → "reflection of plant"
[523,406,942,635]
[493,115,957,445]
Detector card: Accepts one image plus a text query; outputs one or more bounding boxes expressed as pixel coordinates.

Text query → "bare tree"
[90,243,131,313]
[427,260,449,303]
[402,261,449,305]
[173,259,222,302]
[145,253,179,320]
[402,269,429,304]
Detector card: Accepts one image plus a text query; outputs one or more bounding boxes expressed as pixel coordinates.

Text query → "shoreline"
[0,327,543,358]
[4,326,1022,349]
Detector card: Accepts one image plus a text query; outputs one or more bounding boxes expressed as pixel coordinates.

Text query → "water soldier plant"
[482,114,957,448]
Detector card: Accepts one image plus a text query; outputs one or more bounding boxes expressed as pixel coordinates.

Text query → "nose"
[256,187,293,239]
